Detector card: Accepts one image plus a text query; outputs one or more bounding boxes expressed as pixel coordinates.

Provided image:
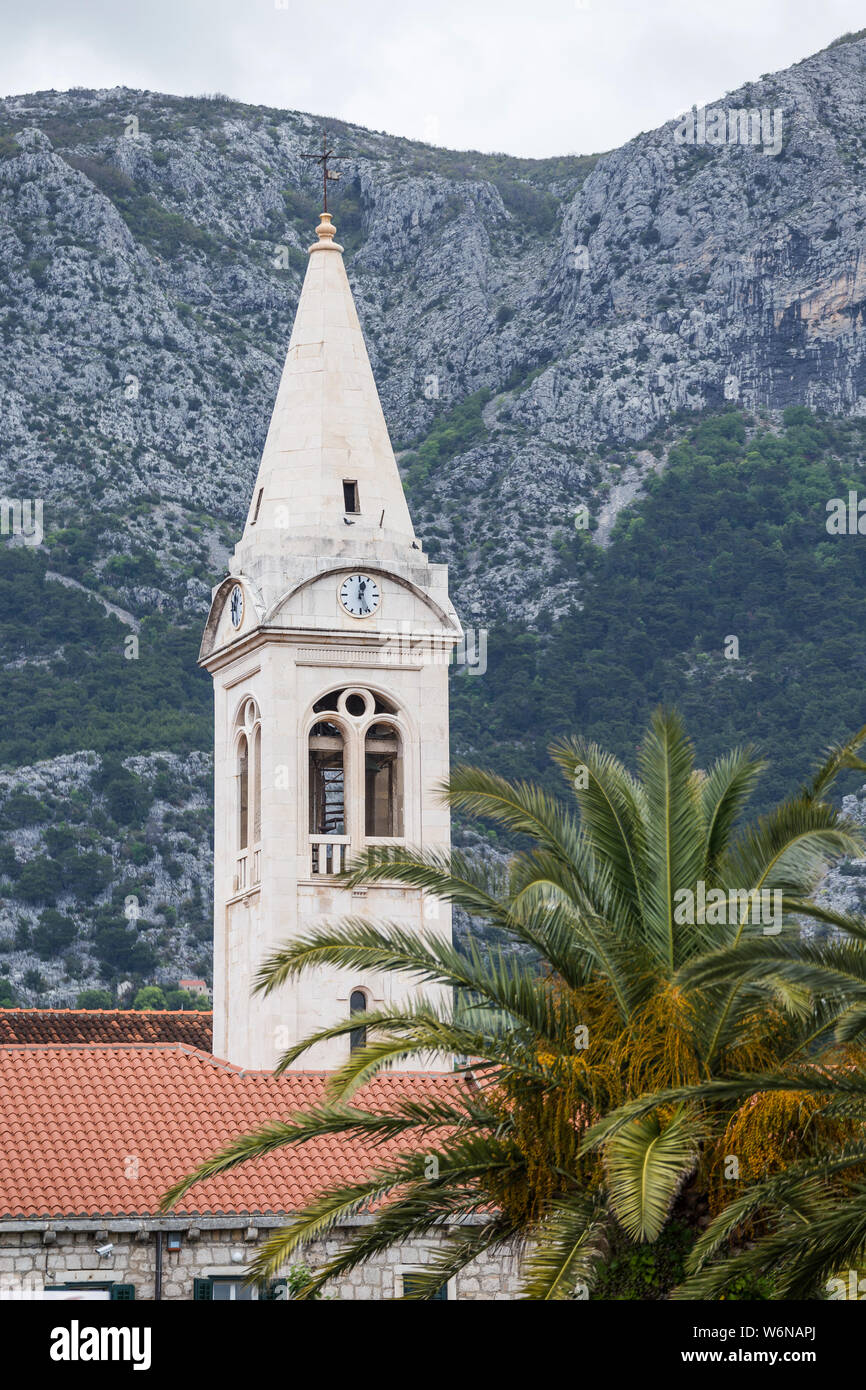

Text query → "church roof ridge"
[0,1008,212,1049]
[0,1007,211,1015]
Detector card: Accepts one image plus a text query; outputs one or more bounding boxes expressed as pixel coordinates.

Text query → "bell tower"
[200,209,461,1072]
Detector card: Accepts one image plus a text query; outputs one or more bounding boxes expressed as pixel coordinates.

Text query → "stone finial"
[316,212,337,242]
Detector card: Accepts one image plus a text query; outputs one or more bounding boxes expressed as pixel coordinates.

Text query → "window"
[313,687,395,716]
[194,1277,286,1301]
[251,487,264,524]
[43,1283,133,1301]
[401,1274,448,1300]
[309,722,345,834]
[238,735,249,850]
[212,1278,254,1301]
[349,989,368,1051]
[194,1277,255,1301]
[343,480,360,514]
[365,724,403,837]
[234,699,262,880]
[253,725,261,843]
[305,690,407,868]
[313,688,344,713]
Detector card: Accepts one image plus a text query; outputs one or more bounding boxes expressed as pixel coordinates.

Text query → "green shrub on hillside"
[452,407,866,813]
[0,547,211,768]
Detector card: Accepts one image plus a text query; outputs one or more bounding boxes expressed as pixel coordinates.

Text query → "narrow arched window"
[234,700,261,884]
[253,725,261,844]
[365,724,403,837]
[309,721,345,835]
[238,734,249,850]
[349,989,368,1051]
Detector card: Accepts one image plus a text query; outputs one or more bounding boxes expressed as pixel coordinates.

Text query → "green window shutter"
[193,1278,213,1301]
[110,1283,136,1301]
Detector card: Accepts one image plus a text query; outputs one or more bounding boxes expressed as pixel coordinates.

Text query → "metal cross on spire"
[301,131,344,214]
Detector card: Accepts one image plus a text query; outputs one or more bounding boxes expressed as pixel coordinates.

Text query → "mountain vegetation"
[2,33,866,997]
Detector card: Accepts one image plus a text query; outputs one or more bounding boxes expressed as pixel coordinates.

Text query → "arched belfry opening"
[308,688,405,876]
[309,720,346,834]
[365,723,403,837]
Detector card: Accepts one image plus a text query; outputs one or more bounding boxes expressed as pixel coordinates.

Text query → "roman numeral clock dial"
[339,574,380,617]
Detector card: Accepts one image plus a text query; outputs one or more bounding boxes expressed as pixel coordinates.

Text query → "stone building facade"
[0,1223,523,1301]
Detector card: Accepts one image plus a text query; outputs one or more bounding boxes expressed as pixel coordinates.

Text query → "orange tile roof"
[0,1043,460,1219]
[0,1009,212,1049]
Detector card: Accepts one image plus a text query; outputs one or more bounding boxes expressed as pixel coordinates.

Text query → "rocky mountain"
[2,31,866,1002]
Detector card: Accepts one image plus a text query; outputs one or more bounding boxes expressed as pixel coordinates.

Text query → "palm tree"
[582,986,866,1298]
[162,710,866,1298]
[678,1078,866,1301]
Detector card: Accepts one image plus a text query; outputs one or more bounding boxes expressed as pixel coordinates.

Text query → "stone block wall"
[0,1224,524,1300]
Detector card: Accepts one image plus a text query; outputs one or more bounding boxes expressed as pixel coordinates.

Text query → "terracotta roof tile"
[0,1043,460,1219]
[0,1009,212,1049]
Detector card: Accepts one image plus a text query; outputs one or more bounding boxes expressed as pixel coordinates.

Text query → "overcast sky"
[1,0,863,157]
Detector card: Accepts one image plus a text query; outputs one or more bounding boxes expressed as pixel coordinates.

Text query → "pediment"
[199,575,265,663]
[265,565,461,636]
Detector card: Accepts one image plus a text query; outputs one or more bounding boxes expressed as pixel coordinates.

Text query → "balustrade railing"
[310,835,350,876]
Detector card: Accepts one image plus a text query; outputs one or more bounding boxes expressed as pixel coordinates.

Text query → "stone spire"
[233,211,416,603]
[202,202,459,1076]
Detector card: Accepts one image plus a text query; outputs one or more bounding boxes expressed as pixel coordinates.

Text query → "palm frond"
[549,735,647,925]
[341,845,510,918]
[519,1193,609,1299]
[584,1065,866,1153]
[637,708,705,970]
[680,933,866,1004]
[804,723,866,803]
[700,745,767,878]
[160,1115,397,1213]
[253,916,504,1000]
[685,1152,866,1279]
[443,765,583,864]
[396,1218,522,1299]
[677,1180,866,1301]
[723,799,862,921]
[605,1105,703,1242]
[782,899,866,941]
[245,1138,526,1290]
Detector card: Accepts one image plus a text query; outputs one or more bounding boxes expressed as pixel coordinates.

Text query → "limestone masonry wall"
[0,1226,524,1300]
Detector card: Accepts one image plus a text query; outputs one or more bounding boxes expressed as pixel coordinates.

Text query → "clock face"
[339,573,380,618]
[229,585,244,629]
